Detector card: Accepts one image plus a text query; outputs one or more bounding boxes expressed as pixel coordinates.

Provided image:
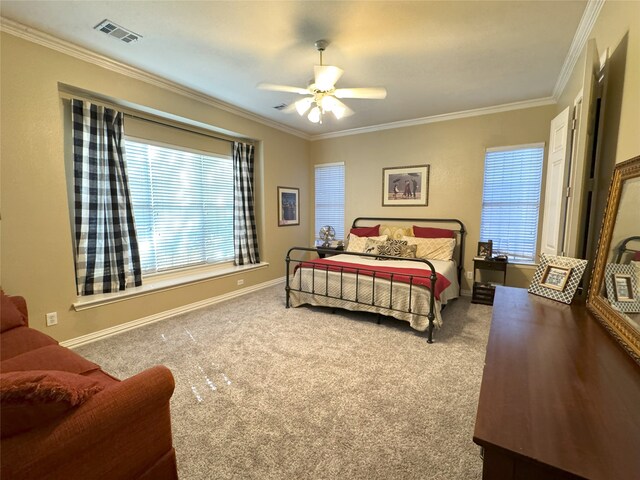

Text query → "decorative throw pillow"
[412,226,455,239]
[350,224,380,237]
[0,370,105,437]
[1,291,27,333]
[379,224,413,240]
[402,235,456,261]
[363,237,386,255]
[346,234,388,253]
[377,239,409,257]
[394,243,418,259]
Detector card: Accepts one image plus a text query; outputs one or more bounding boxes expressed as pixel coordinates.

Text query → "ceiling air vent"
[94,19,142,43]
[273,104,288,111]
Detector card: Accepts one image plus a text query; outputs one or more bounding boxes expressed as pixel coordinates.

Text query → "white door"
[564,39,600,258]
[540,106,572,256]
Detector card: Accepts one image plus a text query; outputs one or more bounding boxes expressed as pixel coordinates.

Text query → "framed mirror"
[587,155,640,363]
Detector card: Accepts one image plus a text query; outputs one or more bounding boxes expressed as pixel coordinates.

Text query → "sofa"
[0,291,178,480]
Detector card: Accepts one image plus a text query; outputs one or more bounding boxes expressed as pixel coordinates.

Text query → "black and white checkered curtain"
[233,142,260,265]
[71,99,142,295]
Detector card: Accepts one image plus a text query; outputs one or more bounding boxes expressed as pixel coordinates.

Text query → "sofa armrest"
[1,365,177,480]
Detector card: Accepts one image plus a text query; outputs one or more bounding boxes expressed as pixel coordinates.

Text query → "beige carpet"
[76,284,492,479]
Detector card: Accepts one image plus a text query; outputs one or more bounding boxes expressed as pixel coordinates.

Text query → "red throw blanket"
[297,258,451,300]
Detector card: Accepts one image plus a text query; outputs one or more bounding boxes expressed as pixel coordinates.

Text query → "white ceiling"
[0,1,588,137]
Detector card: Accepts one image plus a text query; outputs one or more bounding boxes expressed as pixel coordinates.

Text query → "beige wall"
[3,1,638,341]
[310,106,556,290]
[556,0,640,268]
[557,0,639,166]
[0,32,310,341]
[308,0,639,292]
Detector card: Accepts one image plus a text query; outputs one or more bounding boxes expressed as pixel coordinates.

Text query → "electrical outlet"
[466,271,473,280]
[46,312,58,327]
[237,279,244,286]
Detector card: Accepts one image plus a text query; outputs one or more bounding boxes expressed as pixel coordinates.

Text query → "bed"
[285,217,465,343]
[614,235,640,263]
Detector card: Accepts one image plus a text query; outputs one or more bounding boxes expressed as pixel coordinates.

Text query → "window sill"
[73,262,269,311]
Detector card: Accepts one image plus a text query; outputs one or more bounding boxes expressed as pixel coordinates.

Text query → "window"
[480,144,544,264]
[125,139,234,275]
[315,163,345,242]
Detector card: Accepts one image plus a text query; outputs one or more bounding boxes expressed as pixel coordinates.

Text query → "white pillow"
[401,235,456,261]
[346,234,388,253]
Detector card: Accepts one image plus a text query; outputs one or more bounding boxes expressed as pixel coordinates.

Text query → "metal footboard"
[285,247,439,343]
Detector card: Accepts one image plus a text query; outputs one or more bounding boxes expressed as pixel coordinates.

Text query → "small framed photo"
[382,164,430,206]
[612,274,634,302]
[604,263,640,313]
[477,241,493,258]
[528,253,588,304]
[540,265,573,292]
[277,186,299,226]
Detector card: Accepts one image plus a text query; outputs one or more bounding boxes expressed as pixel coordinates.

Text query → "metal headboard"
[614,236,640,263]
[351,217,466,286]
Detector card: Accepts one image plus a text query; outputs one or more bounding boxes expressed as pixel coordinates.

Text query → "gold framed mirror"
[587,155,640,363]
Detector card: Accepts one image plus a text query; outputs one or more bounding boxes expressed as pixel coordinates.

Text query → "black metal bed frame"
[352,217,466,285]
[285,218,466,343]
[614,236,640,263]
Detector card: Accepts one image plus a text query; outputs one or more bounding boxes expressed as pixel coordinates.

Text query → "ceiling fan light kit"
[258,40,387,125]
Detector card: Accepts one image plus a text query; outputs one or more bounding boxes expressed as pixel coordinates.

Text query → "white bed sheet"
[288,254,459,331]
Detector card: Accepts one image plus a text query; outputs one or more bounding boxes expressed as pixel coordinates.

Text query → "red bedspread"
[298,258,451,300]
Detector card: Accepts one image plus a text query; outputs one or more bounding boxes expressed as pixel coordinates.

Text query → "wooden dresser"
[473,287,640,480]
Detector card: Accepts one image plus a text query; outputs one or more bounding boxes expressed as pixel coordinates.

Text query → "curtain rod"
[59,91,253,146]
[123,112,237,145]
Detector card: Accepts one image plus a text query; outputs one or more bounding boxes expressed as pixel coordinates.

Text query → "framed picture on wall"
[382,164,430,206]
[277,186,299,226]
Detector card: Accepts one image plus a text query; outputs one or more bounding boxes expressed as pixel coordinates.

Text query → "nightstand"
[316,245,344,258]
[472,258,508,305]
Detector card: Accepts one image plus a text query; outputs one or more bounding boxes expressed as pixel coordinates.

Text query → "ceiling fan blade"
[334,87,387,99]
[330,98,354,119]
[257,83,310,95]
[313,65,343,91]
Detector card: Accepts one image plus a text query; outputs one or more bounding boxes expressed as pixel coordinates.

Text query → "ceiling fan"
[258,40,387,124]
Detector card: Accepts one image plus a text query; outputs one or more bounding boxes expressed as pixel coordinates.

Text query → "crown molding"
[552,0,606,100]
[0,17,310,141]
[1,8,595,144]
[309,97,557,141]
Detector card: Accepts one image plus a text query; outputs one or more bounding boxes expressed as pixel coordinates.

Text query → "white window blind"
[480,144,544,264]
[315,163,345,241]
[125,139,234,275]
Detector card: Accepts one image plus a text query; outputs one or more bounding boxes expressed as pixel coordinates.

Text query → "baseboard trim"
[62,277,285,349]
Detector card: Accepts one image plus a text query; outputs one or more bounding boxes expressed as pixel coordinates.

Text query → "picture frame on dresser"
[540,265,572,292]
[604,263,640,313]
[528,253,587,304]
[613,274,633,301]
